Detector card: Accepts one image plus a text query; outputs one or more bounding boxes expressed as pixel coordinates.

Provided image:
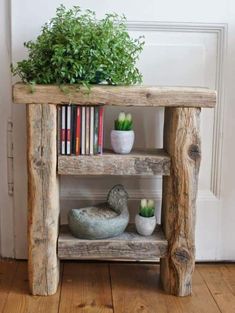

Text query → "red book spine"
[98,106,104,154]
[75,107,81,155]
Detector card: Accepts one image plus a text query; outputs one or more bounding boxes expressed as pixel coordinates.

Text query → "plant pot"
[111,130,134,154]
[135,214,156,236]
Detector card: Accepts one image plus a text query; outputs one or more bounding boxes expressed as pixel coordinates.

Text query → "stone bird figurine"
[68,184,129,239]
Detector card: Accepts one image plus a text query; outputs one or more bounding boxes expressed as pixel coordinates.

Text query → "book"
[90,106,94,155]
[58,104,104,155]
[75,107,81,155]
[61,105,66,155]
[93,107,99,154]
[98,106,104,154]
[66,106,71,155]
[85,106,90,155]
[57,106,61,155]
[81,106,86,155]
[70,105,77,154]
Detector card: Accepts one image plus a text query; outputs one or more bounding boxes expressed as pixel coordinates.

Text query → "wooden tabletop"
[13,83,216,108]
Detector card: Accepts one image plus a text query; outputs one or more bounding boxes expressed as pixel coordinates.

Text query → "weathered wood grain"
[13,83,216,108]
[58,149,170,176]
[17,81,215,297]
[58,224,168,260]
[27,103,60,296]
[160,107,201,297]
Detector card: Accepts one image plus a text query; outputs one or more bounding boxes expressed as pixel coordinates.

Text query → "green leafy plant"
[114,112,133,131]
[12,5,144,88]
[139,199,155,218]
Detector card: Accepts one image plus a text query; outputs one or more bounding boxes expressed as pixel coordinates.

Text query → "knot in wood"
[174,248,190,264]
[188,144,201,161]
[146,92,151,99]
[34,158,45,168]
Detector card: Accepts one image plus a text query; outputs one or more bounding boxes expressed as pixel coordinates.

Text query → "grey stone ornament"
[68,184,129,239]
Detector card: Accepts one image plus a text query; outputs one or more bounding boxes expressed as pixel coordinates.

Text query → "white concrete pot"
[135,214,156,236]
[111,130,134,154]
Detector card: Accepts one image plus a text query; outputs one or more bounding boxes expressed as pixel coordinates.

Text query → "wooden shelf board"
[13,83,216,108]
[57,148,171,176]
[58,224,168,261]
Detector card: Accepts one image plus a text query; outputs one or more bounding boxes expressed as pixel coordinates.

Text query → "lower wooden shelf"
[58,224,168,261]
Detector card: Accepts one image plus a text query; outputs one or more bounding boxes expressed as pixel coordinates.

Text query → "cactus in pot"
[111,112,134,154]
[135,199,157,236]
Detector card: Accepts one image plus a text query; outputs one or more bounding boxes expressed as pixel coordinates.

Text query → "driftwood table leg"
[27,103,60,295]
[160,107,201,296]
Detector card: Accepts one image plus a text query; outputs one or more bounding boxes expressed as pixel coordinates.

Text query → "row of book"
[58,105,104,155]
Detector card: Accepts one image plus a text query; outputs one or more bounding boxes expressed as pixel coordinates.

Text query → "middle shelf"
[58,224,168,261]
[58,148,170,176]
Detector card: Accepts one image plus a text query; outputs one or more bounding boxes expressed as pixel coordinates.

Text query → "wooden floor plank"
[110,264,221,313]
[0,260,17,313]
[199,264,235,313]
[1,260,234,313]
[110,264,181,313]
[177,269,221,313]
[225,264,235,293]
[2,261,62,313]
[59,262,113,313]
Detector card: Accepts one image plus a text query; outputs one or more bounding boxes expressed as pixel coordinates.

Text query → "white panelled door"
[9,0,235,260]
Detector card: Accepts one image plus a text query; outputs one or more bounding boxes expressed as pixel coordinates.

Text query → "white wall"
[1,0,233,260]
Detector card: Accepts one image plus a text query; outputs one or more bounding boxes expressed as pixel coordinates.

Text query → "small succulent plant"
[115,112,133,131]
[139,199,155,217]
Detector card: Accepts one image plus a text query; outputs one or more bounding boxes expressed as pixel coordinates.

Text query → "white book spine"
[90,106,94,155]
[61,106,66,155]
[81,107,86,155]
[66,106,71,155]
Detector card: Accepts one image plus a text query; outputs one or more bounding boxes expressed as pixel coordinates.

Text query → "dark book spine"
[70,105,77,154]
[73,106,77,153]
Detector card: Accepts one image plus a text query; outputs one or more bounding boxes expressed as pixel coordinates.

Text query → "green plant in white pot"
[111,112,134,154]
[135,199,157,236]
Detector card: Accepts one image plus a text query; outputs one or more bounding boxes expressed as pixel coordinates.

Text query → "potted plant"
[111,112,134,154]
[135,199,156,236]
[11,5,144,88]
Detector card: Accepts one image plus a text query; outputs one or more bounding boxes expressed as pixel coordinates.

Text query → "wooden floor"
[0,261,235,313]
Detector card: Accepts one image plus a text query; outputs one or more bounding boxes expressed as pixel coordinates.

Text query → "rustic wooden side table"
[13,84,216,297]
